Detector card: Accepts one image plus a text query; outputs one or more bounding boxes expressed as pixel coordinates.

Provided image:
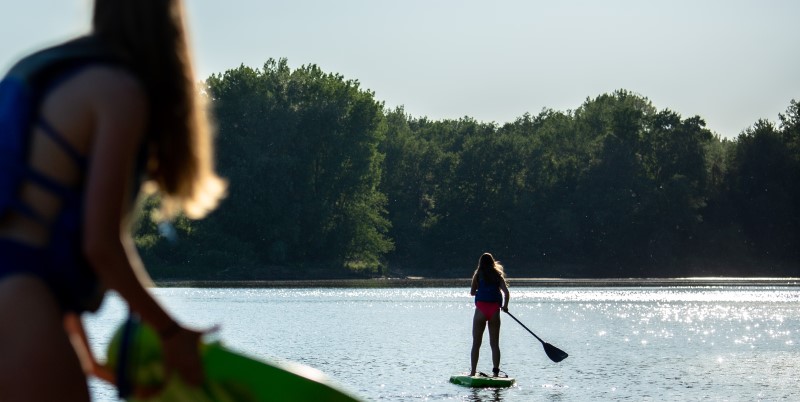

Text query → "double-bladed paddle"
[504,310,569,363]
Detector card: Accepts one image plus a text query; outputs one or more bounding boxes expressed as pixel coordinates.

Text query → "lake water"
[84,286,799,401]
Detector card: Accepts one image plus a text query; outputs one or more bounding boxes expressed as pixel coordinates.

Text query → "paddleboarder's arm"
[500,282,509,312]
[470,274,479,296]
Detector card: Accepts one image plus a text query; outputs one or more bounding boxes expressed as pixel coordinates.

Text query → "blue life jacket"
[0,36,125,312]
[474,274,503,303]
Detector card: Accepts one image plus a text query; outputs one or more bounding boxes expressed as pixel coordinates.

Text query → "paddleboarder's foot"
[492,367,499,377]
[469,371,476,377]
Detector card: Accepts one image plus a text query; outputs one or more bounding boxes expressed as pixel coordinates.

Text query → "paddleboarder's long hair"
[474,253,508,286]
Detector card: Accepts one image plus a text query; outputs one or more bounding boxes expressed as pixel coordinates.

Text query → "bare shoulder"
[77,65,147,111]
[75,65,149,151]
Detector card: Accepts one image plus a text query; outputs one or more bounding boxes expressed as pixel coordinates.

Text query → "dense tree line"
[136,60,799,279]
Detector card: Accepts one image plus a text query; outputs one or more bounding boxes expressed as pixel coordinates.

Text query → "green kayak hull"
[106,319,363,401]
[449,375,515,388]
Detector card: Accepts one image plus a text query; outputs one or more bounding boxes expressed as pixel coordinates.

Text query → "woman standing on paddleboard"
[0,0,225,400]
[469,252,510,377]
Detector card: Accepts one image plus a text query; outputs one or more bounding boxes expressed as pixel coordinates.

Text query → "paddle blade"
[543,342,568,363]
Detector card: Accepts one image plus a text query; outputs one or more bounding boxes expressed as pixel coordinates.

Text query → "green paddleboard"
[449,374,516,388]
[105,319,362,401]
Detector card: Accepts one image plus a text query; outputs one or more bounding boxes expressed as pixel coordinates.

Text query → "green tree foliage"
[378,108,448,263]
[134,58,799,278]
[140,60,392,277]
[376,91,797,277]
[725,113,800,268]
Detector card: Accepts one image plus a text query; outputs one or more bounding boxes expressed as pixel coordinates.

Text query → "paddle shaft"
[504,311,545,345]
[504,311,569,363]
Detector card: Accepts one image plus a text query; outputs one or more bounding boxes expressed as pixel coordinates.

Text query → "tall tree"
[727,116,799,269]
[201,60,392,273]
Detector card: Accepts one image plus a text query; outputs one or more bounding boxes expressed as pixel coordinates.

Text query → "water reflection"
[467,387,502,402]
[542,382,571,399]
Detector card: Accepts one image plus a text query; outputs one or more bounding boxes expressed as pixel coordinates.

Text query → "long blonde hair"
[93,0,225,219]
[474,252,508,286]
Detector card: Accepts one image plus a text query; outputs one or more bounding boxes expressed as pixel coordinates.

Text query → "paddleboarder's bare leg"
[0,276,89,401]
[488,311,501,375]
[470,308,487,376]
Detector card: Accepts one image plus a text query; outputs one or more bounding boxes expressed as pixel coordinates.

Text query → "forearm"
[63,313,116,384]
[86,234,176,333]
[63,313,94,375]
[470,275,478,296]
[87,234,206,385]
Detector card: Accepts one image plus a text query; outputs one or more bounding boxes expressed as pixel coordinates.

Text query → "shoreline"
[154,277,800,288]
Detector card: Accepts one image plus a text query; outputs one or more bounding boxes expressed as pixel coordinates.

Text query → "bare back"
[0,65,146,247]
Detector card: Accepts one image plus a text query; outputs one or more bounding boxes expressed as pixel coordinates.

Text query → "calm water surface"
[85,286,799,401]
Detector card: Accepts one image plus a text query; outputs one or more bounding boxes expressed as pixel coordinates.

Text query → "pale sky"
[2,0,798,139]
